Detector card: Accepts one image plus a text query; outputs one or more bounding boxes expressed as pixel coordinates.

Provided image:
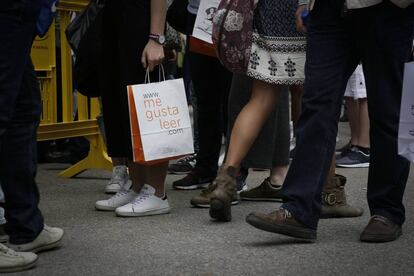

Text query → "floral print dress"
[247,0,306,85]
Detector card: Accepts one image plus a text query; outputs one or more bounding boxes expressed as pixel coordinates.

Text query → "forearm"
[150,0,167,35]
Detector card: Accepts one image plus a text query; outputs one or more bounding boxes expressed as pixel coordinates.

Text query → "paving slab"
[9,123,414,275]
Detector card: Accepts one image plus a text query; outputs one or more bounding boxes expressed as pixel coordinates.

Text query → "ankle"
[131,185,143,193]
[356,145,370,154]
[154,190,166,198]
[269,177,283,187]
[270,166,288,186]
[221,165,239,178]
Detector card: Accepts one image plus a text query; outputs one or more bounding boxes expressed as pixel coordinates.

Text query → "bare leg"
[328,153,336,179]
[269,165,288,186]
[225,80,281,168]
[289,84,304,133]
[128,161,168,197]
[357,98,370,148]
[127,161,146,193]
[143,162,169,197]
[345,97,360,145]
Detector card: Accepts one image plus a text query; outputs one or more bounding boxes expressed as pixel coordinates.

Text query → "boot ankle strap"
[322,191,345,206]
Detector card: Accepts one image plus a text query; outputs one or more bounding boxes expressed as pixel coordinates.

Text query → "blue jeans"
[0,0,44,243]
[281,0,414,229]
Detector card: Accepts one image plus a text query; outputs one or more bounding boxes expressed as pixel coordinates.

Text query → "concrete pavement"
[10,123,414,275]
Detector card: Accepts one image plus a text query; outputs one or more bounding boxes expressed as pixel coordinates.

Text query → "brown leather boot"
[209,166,239,222]
[320,174,364,218]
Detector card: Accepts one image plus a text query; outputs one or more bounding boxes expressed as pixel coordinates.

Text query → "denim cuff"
[0,207,5,225]
[298,0,308,6]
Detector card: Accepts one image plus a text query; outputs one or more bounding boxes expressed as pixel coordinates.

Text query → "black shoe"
[336,147,369,168]
[240,178,283,202]
[336,140,352,156]
[168,154,197,175]
[172,170,215,190]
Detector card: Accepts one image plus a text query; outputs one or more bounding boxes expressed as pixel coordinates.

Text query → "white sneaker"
[105,166,131,194]
[95,190,139,211]
[0,243,38,273]
[115,184,170,217]
[8,225,64,253]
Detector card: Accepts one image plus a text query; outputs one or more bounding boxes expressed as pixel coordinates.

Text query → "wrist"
[149,33,166,45]
[148,39,163,48]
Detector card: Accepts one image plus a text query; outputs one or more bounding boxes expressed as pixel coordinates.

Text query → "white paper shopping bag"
[398,61,414,162]
[127,77,194,164]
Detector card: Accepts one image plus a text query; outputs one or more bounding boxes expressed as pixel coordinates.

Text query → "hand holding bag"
[127,67,194,164]
[212,0,258,74]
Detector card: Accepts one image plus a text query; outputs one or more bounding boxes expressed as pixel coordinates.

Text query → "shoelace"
[371,215,388,225]
[110,190,129,200]
[177,154,196,165]
[0,245,19,257]
[109,167,127,184]
[280,208,292,219]
[131,193,150,205]
[109,175,124,185]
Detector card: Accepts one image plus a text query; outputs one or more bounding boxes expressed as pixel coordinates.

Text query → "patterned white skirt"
[247,33,306,85]
[247,0,306,85]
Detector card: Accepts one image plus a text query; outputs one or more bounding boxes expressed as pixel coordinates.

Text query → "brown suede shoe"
[246,208,317,240]
[209,166,238,222]
[320,174,364,218]
[360,215,402,243]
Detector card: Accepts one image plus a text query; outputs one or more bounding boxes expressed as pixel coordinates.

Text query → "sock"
[356,146,370,155]
[269,178,282,188]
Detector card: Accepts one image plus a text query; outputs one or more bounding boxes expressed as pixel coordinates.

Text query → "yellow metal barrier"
[32,0,112,177]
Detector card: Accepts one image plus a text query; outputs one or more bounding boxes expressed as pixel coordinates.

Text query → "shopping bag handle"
[144,64,166,84]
